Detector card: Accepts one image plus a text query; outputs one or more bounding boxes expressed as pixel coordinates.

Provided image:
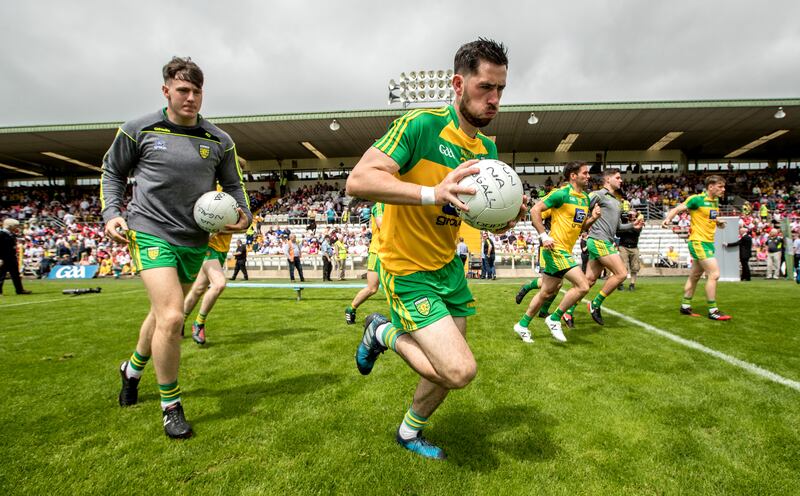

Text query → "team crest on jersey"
[147,247,160,260]
[414,297,431,316]
[199,144,211,159]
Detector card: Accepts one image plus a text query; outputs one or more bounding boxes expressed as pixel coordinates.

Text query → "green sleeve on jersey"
[373,112,423,173]
[684,195,704,210]
[543,187,568,209]
[371,202,384,218]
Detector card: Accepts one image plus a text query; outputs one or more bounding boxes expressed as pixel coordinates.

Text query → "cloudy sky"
[2,0,798,127]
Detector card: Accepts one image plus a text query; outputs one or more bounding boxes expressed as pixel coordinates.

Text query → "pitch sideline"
[601,305,800,393]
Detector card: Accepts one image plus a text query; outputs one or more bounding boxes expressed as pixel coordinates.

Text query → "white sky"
[2,0,798,126]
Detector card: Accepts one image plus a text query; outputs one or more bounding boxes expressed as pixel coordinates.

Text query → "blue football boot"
[355,313,389,375]
[396,430,446,460]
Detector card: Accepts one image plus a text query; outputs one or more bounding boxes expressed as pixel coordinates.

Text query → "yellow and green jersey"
[368,202,384,255]
[375,105,498,275]
[541,184,591,251]
[684,192,719,242]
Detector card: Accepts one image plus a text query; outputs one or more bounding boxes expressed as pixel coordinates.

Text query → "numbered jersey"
[542,184,591,251]
[375,105,498,275]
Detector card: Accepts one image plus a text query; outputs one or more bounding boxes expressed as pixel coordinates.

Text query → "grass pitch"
[1,277,799,495]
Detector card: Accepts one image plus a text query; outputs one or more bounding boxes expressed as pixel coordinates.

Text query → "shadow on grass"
[436,404,559,471]
[191,373,344,423]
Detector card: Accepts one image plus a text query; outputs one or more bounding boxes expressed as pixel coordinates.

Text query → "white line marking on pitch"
[0,289,142,308]
[601,305,800,393]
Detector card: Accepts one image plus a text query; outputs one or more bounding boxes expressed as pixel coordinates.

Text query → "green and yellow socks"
[374,322,407,351]
[126,351,149,379]
[195,312,207,327]
[518,313,533,328]
[159,381,181,410]
[591,290,608,309]
[397,407,429,441]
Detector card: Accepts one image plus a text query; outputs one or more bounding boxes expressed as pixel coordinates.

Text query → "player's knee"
[446,362,477,389]
[159,310,185,335]
[366,285,379,296]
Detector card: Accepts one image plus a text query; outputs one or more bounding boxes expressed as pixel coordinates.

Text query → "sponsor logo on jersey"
[438,144,456,160]
[573,208,587,223]
[147,247,160,260]
[199,144,211,159]
[154,140,167,151]
[414,297,431,316]
[709,209,718,219]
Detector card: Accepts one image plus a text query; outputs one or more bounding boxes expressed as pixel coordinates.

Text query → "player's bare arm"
[346,147,479,209]
[530,201,554,249]
[662,203,688,228]
[581,204,602,232]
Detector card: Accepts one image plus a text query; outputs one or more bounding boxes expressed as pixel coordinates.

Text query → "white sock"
[161,398,180,410]
[397,422,420,441]
[374,322,390,347]
[124,362,143,379]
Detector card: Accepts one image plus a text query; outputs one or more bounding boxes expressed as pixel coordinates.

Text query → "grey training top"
[587,188,633,242]
[101,109,252,247]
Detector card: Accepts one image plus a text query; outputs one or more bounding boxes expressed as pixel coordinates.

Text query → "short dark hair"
[705,175,725,187]
[602,167,620,179]
[454,38,508,76]
[162,56,204,88]
[563,161,587,181]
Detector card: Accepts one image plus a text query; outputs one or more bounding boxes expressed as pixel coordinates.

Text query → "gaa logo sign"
[48,265,99,279]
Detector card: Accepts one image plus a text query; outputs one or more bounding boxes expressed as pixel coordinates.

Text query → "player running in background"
[346,39,525,460]
[183,186,243,344]
[515,208,567,323]
[662,175,731,320]
[514,162,600,343]
[102,57,251,439]
[345,202,384,325]
[581,168,644,325]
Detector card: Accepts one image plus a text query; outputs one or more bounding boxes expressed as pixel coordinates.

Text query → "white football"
[457,159,523,231]
[193,191,239,233]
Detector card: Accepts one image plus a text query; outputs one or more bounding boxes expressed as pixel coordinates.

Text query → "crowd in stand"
[2,169,800,278]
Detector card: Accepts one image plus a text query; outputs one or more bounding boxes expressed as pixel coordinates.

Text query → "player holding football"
[345,202,384,325]
[582,168,644,325]
[102,57,251,439]
[514,162,600,343]
[346,39,526,460]
[661,175,731,320]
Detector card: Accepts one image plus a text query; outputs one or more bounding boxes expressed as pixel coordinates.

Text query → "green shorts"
[587,237,619,260]
[204,247,227,265]
[367,252,380,272]
[688,240,715,261]
[540,247,579,278]
[127,230,206,284]
[379,256,475,331]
